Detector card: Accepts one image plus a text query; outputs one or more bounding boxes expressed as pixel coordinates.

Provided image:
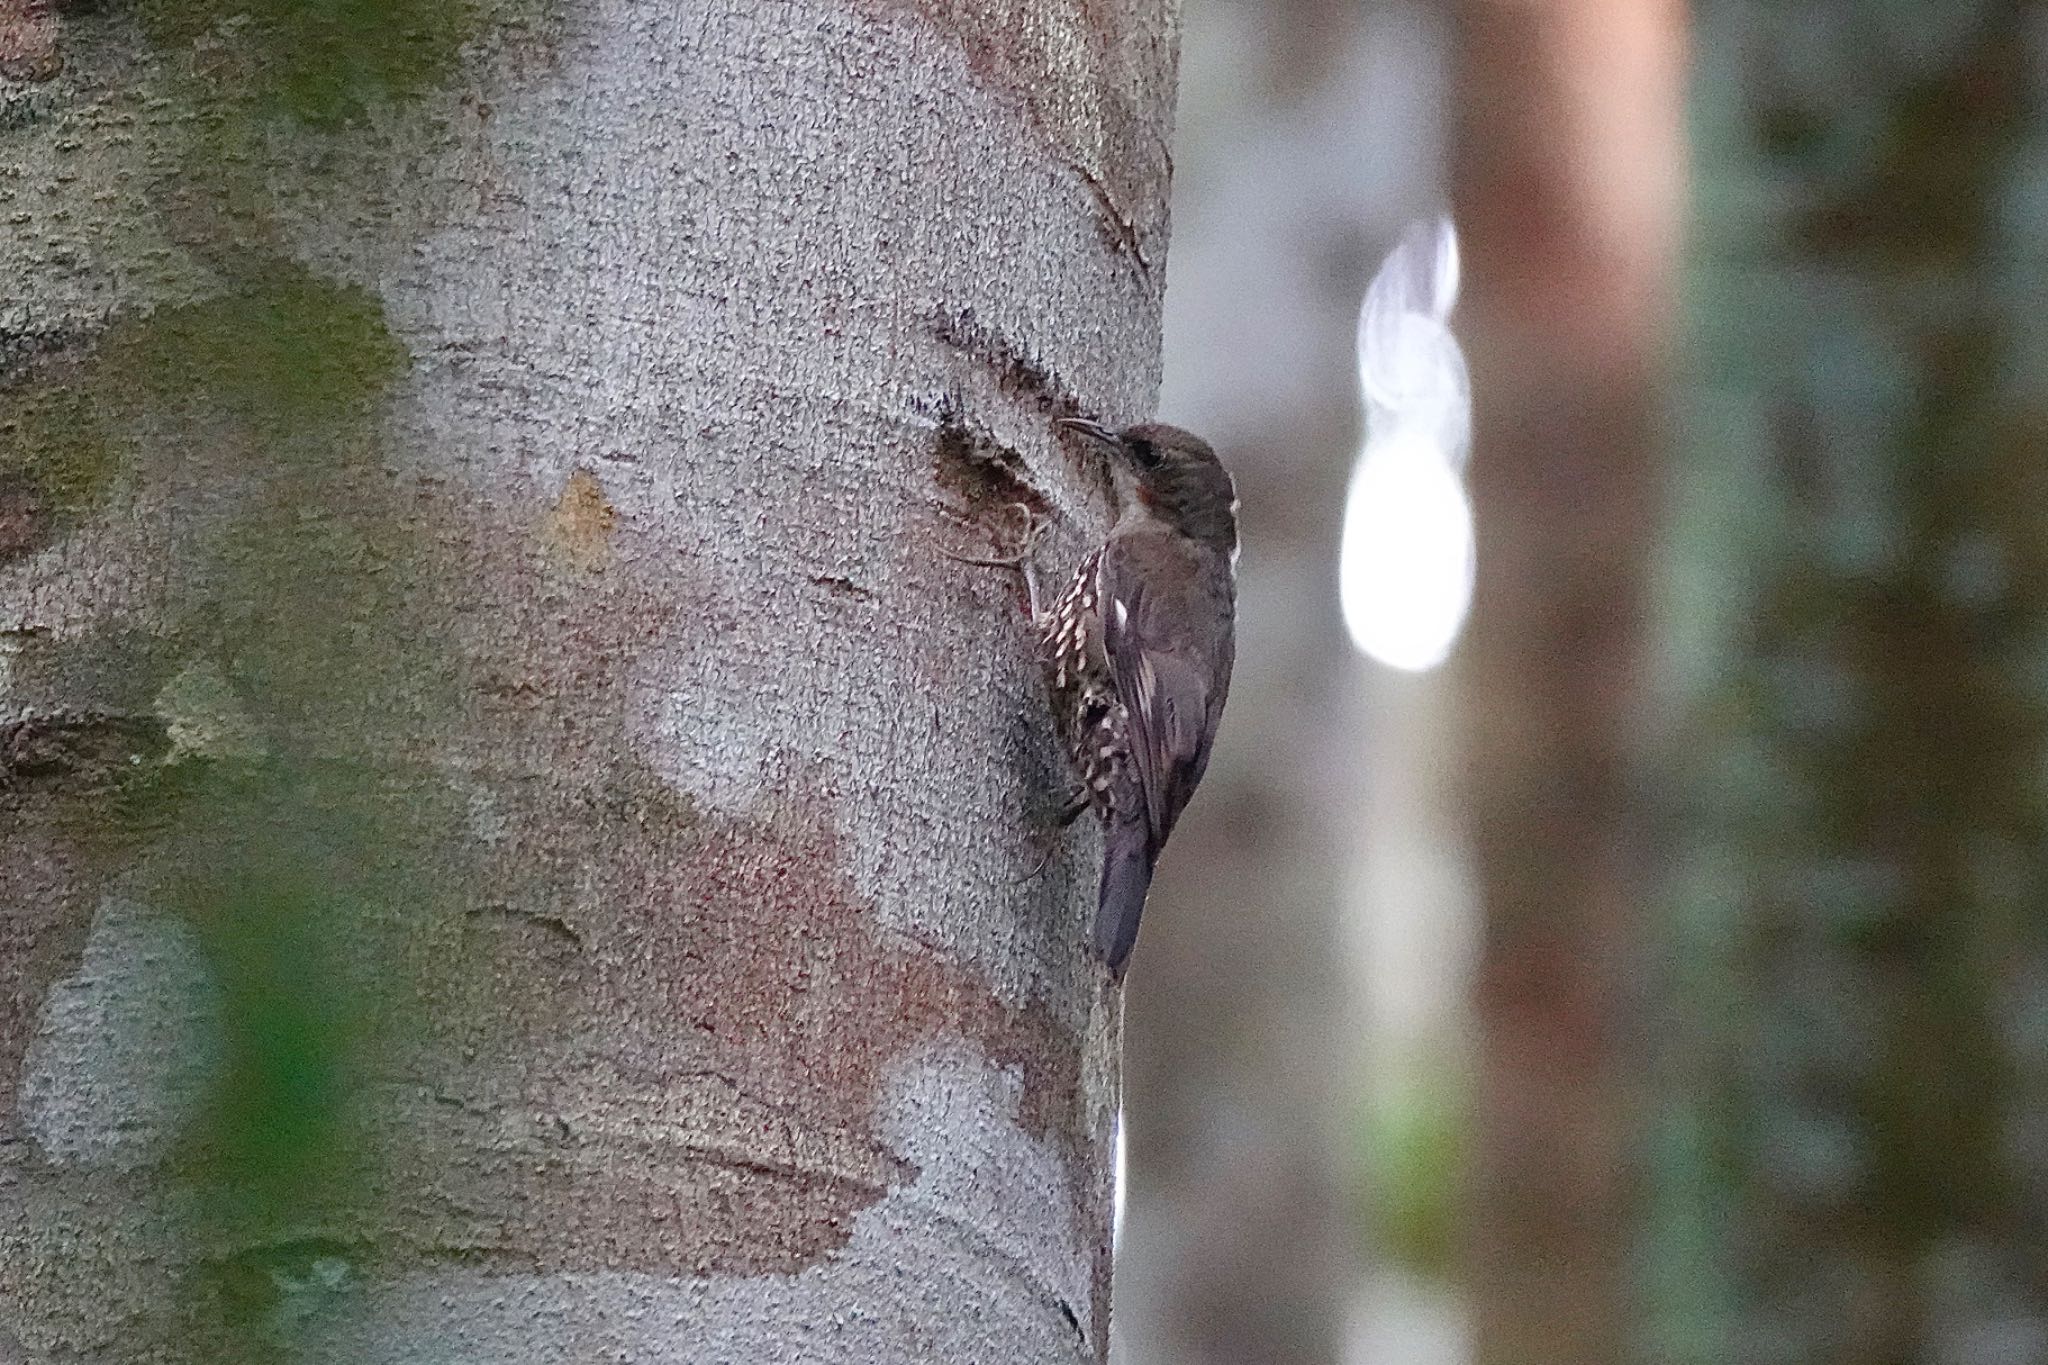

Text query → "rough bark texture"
[1651,8,2048,1363]
[1449,0,1682,1362]
[0,1,1178,1359]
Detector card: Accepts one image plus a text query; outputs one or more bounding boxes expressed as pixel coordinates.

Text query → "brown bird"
[955,418,1238,976]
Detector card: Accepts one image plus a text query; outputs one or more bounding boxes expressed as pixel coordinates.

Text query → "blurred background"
[1117,3,2048,1364]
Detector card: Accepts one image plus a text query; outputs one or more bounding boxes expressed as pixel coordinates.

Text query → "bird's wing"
[1097,533,1233,846]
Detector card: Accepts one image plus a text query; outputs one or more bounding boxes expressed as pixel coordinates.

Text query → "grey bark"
[1651,8,2048,1363]
[0,1,1178,1360]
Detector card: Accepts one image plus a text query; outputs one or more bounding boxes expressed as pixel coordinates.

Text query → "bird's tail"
[1095,820,1156,978]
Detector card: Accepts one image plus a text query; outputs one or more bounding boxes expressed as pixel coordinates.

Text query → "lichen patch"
[17,895,225,1169]
[153,659,267,761]
[543,468,616,572]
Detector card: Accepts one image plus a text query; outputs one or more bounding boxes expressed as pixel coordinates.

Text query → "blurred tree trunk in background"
[0,2,1177,1360]
[1451,1,1682,1363]
[1652,8,2048,1363]
[1118,2,1450,1362]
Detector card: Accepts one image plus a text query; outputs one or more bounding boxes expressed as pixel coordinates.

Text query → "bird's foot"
[1008,788,1092,884]
[938,503,1047,614]
[937,501,1046,568]
[1009,839,1060,885]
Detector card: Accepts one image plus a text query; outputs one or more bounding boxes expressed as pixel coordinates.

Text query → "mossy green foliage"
[148,755,460,1221]
[0,380,122,520]
[138,0,480,126]
[1351,1066,1468,1279]
[116,266,424,1224]
[178,801,359,1210]
[86,0,432,1248]
[35,265,444,1341]
[16,0,512,1345]
[13,258,453,1347]
[119,267,408,437]
[113,267,465,1346]
[1,265,402,538]
[111,746,468,1360]
[1655,10,2047,1360]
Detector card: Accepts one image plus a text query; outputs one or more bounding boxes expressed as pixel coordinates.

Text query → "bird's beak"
[1055,417,1120,450]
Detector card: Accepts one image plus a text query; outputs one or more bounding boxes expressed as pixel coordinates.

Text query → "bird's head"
[1058,418,1238,555]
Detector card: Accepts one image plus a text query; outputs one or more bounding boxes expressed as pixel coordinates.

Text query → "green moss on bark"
[138,0,481,126]
[0,382,122,518]
[116,268,408,436]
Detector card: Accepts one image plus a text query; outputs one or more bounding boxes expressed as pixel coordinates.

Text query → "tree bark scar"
[923,311,1124,515]
[1075,163,1153,273]
[809,574,875,601]
[0,711,168,793]
[462,901,583,950]
[845,0,1173,272]
[927,390,1055,522]
[929,307,1084,417]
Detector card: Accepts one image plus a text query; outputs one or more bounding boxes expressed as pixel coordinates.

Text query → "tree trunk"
[1450,0,1682,1362]
[0,2,1177,1360]
[1652,8,2048,1363]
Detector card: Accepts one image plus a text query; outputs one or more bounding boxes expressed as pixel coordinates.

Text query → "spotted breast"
[1037,549,1133,817]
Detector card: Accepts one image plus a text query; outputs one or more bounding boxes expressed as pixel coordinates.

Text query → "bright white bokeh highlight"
[1339,216,1474,672]
[1113,1107,1127,1247]
[1340,434,1475,671]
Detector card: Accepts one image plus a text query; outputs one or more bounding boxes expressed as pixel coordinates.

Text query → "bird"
[950,418,1238,977]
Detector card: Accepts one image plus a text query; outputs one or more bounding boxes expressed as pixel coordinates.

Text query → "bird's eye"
[1126,437,1161,469]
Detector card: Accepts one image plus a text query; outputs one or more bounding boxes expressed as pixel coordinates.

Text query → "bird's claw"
[1009,839,1060,885]
[1008,788,1092,884]
[937,502,1046,569]
[939,503,1048,615]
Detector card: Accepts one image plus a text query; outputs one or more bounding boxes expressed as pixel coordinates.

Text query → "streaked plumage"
[1041,419,1238,976]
